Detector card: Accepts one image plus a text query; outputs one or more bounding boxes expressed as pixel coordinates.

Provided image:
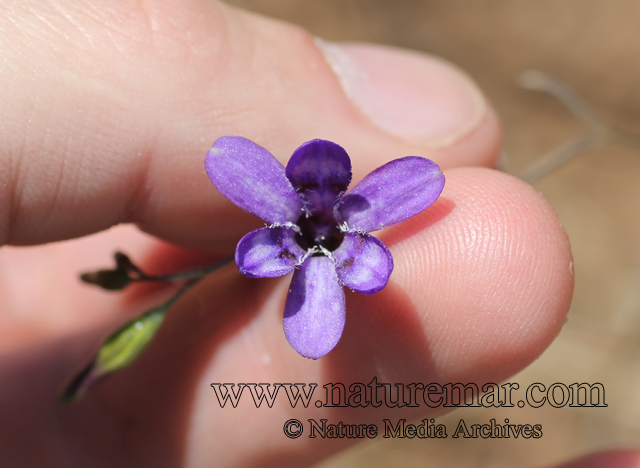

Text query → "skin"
[0,0,629,467]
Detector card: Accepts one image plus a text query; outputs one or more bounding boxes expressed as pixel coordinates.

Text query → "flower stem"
[135,257,234,283]
[517,70,640,183]
[61,255,233,403]
[80,252,233,290]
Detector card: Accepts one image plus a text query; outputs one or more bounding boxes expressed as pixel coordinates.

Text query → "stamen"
[294,214,345,253]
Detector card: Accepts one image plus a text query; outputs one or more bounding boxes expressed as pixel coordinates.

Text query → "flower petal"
[337,157,445,232]
[333,232,393,294]
[205,136,304,224]
[235,227,305,278]
[285,139,352,216]
[283,256,345,359]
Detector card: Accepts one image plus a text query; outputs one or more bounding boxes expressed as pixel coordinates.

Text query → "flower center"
[295,214,344,253]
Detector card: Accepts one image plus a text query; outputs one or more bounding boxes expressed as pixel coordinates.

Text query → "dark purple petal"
[235,227,305,278]
[283,256,345,359]
[285,139,352,217]
[333,233,393,294]
[337,157,445,232]
[205,136,304,224]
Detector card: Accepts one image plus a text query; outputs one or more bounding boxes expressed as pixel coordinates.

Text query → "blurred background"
[224,1,640,467]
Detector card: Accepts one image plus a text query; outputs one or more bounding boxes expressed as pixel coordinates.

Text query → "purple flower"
[205,137,445,359]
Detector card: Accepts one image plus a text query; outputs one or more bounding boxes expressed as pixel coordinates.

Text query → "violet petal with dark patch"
[333,232,393,294]
[235,226,305,278]
[283,256,346,359]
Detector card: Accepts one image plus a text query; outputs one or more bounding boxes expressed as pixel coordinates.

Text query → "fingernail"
[317,40,487,148]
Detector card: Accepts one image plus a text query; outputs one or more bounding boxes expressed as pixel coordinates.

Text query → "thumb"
[0,0,499,249]
[554,450,640,468]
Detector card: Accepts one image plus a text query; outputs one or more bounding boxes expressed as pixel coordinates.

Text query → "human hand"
[0,0,574,466]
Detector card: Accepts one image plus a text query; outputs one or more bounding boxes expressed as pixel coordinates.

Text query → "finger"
[0,225,215,350]
[0,0,500,249]
[180,170,572,467]
[0,168,571,466]
[554,450,640,468]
